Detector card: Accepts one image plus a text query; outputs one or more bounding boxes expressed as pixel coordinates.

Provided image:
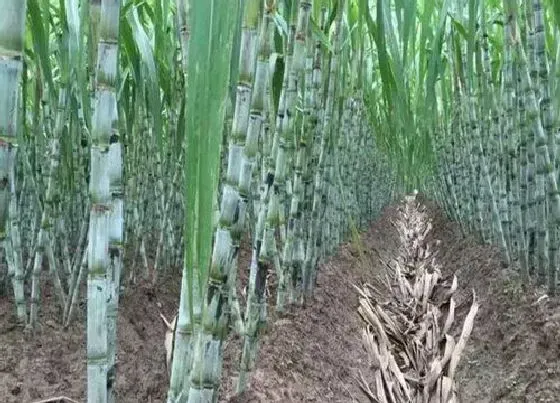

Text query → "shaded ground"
[1,198,559,402]
[220,209,401,402]
[0,215,390,403]
[0,275,181,402]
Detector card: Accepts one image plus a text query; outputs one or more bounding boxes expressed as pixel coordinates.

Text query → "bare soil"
[418,197,560,403]
[0,198,559,402]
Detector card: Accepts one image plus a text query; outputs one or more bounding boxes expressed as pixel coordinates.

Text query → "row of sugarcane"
[166,1,397,401]
[426,0,560,295]
[365,0,560,295]
[0,0,188,330]
[0,0,397,402]
[0,1,175,399]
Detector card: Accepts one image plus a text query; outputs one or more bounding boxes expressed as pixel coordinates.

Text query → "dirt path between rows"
[219,206,401,402]
[354,194,481,402]
[1,196,559,402]
[0,203,397,403]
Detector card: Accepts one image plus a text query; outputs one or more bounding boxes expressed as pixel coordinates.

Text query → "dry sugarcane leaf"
[449,391,458,403]
[415,340,429,377]
[376,306,399,333]
[430,308,441,345]
[359,302,372,323]
[363,327,382,369]
[405,262,417,275]
[404,342,419,372]
[423,380,431,403]
[378,334,390,371]
[426,321,434,353]
[416,259,428,274]
[359,371,382,402]
[362,328,371,352]
[379,363,398,403]
[361,285,373,299]
[442,297,455,335]
[362,300,381,328]
[395,264,407,298]
[440,335,456,370]
[403,371,421,386]
[398,312,416,335]
[387,369,407,403]
[408,299,421,322]
[399,351,411,368]
[448,291,479,380]
[430,256,438,270]
[358,385,378,402]
[384,270,395,290]
[358,305,368,323]
[430,271,441,297]
[388,352,413,401]
[416,319,428,344]
[426,271,439,296]
[404,274,417,291]
[376,305,403,340]
[417,246,425,261]
[414,277,424,301]
[354,284,370,299]
[431,317,442,358]
[450,275,457,294]
[423,246,431,261]
[409,341,422,374]
[423,222,433,238]
[441,376,453,402]
[400,269,416,300]
[430,377,442,403]
[425,360,443,392]
[422,274,432,311]
[403,319,417,336]
[371,339,384,370]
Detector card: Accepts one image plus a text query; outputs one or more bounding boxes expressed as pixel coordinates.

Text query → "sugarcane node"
[108,246,120,259]
[266,172,275,187]
[91,204,111,213]
[207,277,222,291]
[255,266,269,294]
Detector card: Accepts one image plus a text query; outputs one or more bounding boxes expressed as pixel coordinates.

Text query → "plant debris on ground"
[1,197,559,402]
[356,194,478,402]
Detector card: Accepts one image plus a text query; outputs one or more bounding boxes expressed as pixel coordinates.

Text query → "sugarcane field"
[2,0,560,402]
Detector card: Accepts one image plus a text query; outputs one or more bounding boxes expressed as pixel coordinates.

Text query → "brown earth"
[417,197,560,403]
[0,198,559,402]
